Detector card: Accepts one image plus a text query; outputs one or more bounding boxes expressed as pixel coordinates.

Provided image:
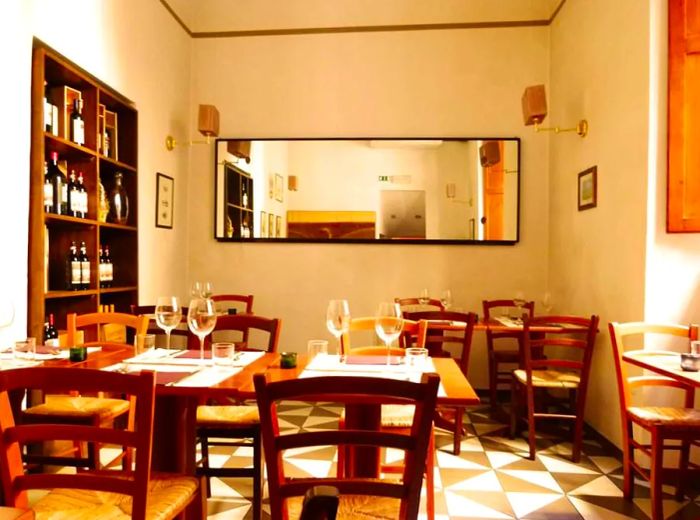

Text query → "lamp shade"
[521,85,548,126]
[197,104,219,137]
[227,140,251,163]
[479,141,501,167]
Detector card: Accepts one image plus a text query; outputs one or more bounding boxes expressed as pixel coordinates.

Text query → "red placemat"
[153,371,193,385]
[345,355,402,365]
[176,350,212,359]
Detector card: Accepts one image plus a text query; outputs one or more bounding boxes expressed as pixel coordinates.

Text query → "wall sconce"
[166,104,219,151]
[288,175,298,191]
[521,84,588,137]
[446,183,456,199]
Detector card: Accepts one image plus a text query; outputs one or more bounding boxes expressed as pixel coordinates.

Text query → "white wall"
[189,27,551,388]
[1,0,192,344]
[548,0,650,445]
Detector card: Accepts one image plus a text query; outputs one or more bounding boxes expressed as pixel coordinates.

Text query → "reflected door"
[482,141,504,240]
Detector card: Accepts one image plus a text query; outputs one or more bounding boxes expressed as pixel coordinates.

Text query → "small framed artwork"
[260,211,268,238]
[269,213,276,238]
[274,173,284,202]
[276,215,282,238]
[156,173,174,229]
[268,175,274,199]
[578,166,597,211]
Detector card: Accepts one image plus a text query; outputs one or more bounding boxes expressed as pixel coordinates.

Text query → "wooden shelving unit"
[28,40,139,340]
[223,162,254,238]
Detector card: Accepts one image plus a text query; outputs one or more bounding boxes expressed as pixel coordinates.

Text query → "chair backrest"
[0,368,155,520]
[211,294,254,314]
[130,304,191,342]
[394,297,445,312]
[608,322,698,412]
[254,372,440,520]
[402,311,477,376]
[483,298,536,348]
[522,315,599,388]
[67,312,149,349]
[209,314,280,352]
[340,318,426,354]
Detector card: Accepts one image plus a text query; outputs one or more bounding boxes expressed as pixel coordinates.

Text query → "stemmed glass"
[513,291,527,321]
[155,296,182,350]
[375,302,403,365]
[418,288,430,305]
[191,281,214,299]
[542,292,553,314]
[187,297,217,361]
[326,300,350,359]
[440,289,453,310]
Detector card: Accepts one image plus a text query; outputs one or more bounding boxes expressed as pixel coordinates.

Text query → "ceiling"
[163,0,564,35]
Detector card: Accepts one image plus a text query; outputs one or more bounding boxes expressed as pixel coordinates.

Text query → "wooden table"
[622,350,700,388]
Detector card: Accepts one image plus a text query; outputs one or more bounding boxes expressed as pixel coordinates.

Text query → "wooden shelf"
[99,221,137,232]
[44,132,97,159]
[99,154,136,173]
[45,290,98,299]
[45,213,97,227]
[99,286,137,294]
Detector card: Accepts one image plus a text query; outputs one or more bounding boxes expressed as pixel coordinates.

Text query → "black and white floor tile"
[204,403,700,519]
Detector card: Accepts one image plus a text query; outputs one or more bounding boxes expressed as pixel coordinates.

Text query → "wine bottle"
[242,183,248,208]
[104,244,113,287]
[79,241,90,290]
[77,171,87,218]
[46,152,67,215]
[71,98,85,146]
[66,241,81,290]
[108,172,129,224]
[43,81,52,133]
[44,314,60,347]
[43,161,52,213]
[98,246,105,288]
[68,170,79,217]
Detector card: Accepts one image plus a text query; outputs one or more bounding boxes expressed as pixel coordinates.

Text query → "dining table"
[622,350,700,388]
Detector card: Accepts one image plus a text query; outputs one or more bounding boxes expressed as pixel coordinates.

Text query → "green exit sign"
[378,175,389,182]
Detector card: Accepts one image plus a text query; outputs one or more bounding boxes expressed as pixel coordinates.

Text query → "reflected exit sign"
[378,175,389,182]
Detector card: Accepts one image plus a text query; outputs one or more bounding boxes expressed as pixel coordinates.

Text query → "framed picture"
[269,213,276,238]
[260,211,268,238]
[268,175,274,199]
[274,173,284,202]
[276,215,282,238]
[578,166,597,211]
[156,173,174,228]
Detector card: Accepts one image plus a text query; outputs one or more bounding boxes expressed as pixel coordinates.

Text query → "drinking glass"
[440,289,453,310]
[418,288,430,305]
[542,292,553,314]
[326,300,350,358]
[405,347,428,374]
[155,296,182,350]
[135,333,156,355]
[212,342,235,366]
[191,281,214,299]
[307,339,328,362]
[191,282,202,298]
[513,291,526,320]
[188,298,217,362]
[375,302,403,365]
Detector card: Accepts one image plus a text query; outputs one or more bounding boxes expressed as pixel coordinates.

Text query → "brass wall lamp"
[521,84,588,137]
[166,104,219,151]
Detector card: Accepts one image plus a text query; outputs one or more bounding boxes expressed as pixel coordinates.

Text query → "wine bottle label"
[45,338,60,347]
[61,184,68,204]
[73,120,85,145]
[44,102,52,131]
[107,263,113,281]
[43,183,53,209]
[71,261,81,285]
[51,106,59,136]
[81,261,90,284]
[98,262,104,282]
[82,191,88,216]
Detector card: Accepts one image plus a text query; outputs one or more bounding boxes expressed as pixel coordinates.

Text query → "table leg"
[344,403,381,478]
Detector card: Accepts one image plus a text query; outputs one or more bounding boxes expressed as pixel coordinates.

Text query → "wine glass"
[187,298,217,361]
[440,289,453,310]
[542,292,553,314]
[191,282,202,298]
[513,291,527,321]
[375,302,403,365]
[155,296,181,350]
[326,300,350,358]
[200,282,214,299]
[418,288,430,305]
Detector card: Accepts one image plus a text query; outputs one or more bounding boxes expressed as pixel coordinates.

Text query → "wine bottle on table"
[44,313,60,348]
[66,241,81,290]
[77,171,87,218]
[79,241,90,290]
[71,98,85,146]
[46,152,67,215]
[104,244,113,287]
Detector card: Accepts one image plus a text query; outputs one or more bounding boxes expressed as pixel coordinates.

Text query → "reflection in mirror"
[215,139,520,243]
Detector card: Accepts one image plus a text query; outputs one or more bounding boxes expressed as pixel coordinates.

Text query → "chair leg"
[526,385,536,460]
[337,416,346,478]
[253,430,262,520]
[509,377,518,440]
[199,432,212,498]
[650,428,664,520]
[676,439,690,501]
[426,428,435,520]
[622,421,634,500]
[452,407,463,455]
[488,354,498,409]
[571,390,584,463]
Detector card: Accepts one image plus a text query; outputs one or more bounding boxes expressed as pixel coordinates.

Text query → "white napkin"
[174,366,242,387]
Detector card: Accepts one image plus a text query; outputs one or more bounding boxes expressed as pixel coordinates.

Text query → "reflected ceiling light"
[521,84,588,137]
[166,104,219,151]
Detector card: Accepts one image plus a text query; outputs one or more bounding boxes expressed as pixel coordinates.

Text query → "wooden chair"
[196,314,280,520]
[510,314,599,462]
[299,486,339,520]
[483,299,536,409]
[211,293,255,314]
[394,297,445,312]
[254,372,440,520]
[403,311,477,455]
[21,312,148,470]
[608,322,700,520]
[0,367,204,520]
[130,304,191,349]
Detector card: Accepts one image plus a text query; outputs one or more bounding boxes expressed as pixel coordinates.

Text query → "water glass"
[690,340,700,355]
[419,288,430,305]
[212,342,235,366]
[307,339,328,361]
[405,347,428,372]
[14,338,36,361]
[135,333,156,355]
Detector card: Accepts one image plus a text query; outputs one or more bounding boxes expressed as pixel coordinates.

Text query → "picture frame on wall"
[274,173,284,202]
[268,174,274,199]
[260,211,268,238]
[269,213,276,238]
[578,166,597,211]
[276,215,282,238]
[156,172,174,229]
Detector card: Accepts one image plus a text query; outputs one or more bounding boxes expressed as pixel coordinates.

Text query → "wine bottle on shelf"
[242,182,248,208]
[44,314,60,347]
[67,170,79,217]
[71,98,85,146]
[43,81,52,133]
[98,246,105,288]
[104,244,113,287]
[108,172,129,224]
[77,171,87,218]
[46,152,67,215]
[66,241,81,291]
[43,161,52,213]
[79,241,90,290]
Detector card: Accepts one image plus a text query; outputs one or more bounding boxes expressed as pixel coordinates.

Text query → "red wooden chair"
[0,367,204,520]
[510,314,599,462]
[608,322,700,520]
[394,297,445,311]
[482,299,536,409]
[254,372,440,520]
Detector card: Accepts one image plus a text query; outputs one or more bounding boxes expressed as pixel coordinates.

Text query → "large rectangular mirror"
[215,138,520,244]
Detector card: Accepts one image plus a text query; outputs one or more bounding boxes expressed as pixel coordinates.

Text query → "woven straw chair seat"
[628,406,700,427]
[196,405,259,426]
[513,369,580,389]
[287,492,401,519]
[24,395,129,419]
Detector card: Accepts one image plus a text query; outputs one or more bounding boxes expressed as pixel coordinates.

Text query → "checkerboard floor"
[204,402,700,519]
